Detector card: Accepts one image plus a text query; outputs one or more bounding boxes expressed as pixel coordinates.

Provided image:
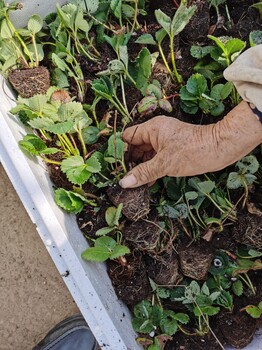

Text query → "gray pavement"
[0,164,79,350]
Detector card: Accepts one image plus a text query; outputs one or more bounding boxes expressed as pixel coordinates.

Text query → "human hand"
[119,101,262,188]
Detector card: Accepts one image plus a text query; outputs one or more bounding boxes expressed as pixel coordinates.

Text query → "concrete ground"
[0,164,79,350]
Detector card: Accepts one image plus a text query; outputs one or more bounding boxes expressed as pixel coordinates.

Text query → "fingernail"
[119,174,137,188]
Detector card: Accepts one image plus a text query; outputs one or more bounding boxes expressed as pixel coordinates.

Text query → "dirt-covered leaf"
[249,30,262,47]
[236,155,259,175]
[190,45,215,59]
[227,172,243,189]
[171,3,197,36]
[158,99,172,112]
[138,96,158,114]
[155,9,171,35]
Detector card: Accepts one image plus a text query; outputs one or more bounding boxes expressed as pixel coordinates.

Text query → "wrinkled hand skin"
[120,101,262,188]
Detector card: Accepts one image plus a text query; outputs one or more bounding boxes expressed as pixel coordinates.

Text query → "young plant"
[92,76,131,123]
[180,73,233,116]
[52,3,100,61]
[132,300,189,346]
[18,134,61,165]
[95,204,123,236]
[227,155,260,208]
[154,3,197,84]
[208,0,233,30]
[51,46,86,102]
[173,281,221,335]
[0,1,44,72]
[135,3,196,84]
[137,81,173,116]
[81,236,130,262]
[104,132,127,177]
[11,93,92,157]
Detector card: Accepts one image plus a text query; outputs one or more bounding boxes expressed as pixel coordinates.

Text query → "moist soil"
[46,0,262,349]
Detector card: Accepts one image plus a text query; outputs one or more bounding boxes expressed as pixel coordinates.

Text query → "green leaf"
[110,0,122,19]
[160,310,178,335]
[197,180,215,194]
[45,121,75,134]
[220,82,234,99]
[173,313,190,324]
[107,132,125,160]
[194,305,220,316]
[54,188,86,213]
[85,154,102,173]
[232,280,243,296]
[186,73,208,96]
[245,305,262,319]
[82,126,100,145]
[95,236,117,249]
[135,34,157,45]
[129,47,152,94]
[216,290,233,310]
[95,227,115,236]
[122,4,135,18]
[61,156,90,185]
[78,0,99,13]
[81,246,111,262]
[227,172,243,189]
[18,134,46,155]
[185,191,198,201]
[244,173,257,186]
[110,244,130,259]
[1,18,14,39]
[190,45,215,59]
[106,206,117,227]
[225,38,246,58]
[27,14,43,33]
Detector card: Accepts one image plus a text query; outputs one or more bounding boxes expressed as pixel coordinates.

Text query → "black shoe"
[33,314,98,350]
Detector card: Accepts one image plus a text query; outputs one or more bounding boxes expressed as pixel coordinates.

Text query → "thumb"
[119,153,165,188]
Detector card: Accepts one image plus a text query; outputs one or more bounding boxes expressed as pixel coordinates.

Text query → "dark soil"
[44,0,262,349]
[8,66,50,98]
[178,241,214,280]
[107,184,150,221]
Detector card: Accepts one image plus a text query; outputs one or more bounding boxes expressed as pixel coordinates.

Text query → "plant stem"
[170,36,182,84]
[77,130,87,158]
[31,34,39,66]
[5,15,34,66]
[158,43,174,82]
[42,157,61,165]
